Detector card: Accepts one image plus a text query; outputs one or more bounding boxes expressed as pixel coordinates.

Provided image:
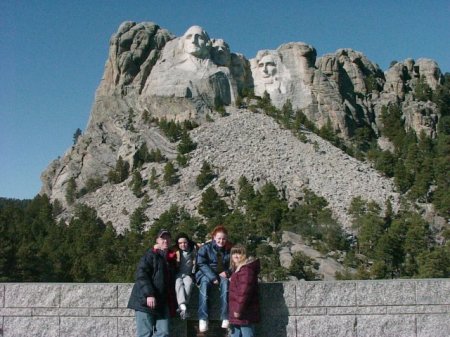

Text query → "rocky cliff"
[41,21,444,234]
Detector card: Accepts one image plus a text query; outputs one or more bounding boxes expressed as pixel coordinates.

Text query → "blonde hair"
[230,244,247,271]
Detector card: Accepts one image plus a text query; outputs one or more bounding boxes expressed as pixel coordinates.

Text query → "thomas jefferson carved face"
[258,54,277,82]
[211,39,231,66]
[182,25,210,59]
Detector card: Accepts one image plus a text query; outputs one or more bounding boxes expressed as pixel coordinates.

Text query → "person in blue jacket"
[195,225,232,332]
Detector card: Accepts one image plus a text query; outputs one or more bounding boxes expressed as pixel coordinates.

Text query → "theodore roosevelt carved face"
[182,25,211,59]
[211,39,231,66]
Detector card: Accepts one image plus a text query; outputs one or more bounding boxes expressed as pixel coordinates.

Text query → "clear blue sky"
[1,0,449,200]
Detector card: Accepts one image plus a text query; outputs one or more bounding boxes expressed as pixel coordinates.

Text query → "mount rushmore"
[40,21,444,231]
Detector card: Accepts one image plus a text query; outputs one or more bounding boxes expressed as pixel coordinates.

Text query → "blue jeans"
[135,308,169,337]
[198,276,229,320]
[230,324,255,337]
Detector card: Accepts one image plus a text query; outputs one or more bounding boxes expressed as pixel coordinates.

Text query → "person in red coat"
[228,244,260,337]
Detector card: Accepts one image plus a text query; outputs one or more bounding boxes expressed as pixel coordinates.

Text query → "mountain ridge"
[40,21,445,235]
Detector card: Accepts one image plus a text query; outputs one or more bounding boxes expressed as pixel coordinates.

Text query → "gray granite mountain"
[41,21,444,237]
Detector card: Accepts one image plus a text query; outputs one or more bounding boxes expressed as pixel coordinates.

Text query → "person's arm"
[196,245,218,282]
[136,252,156,306]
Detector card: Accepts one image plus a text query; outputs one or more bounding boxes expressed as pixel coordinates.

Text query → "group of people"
[127,225,260,337]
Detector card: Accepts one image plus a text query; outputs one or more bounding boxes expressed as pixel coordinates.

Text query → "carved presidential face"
[211,39,231,66]
[258,54,277,82]
[182,25,210,59]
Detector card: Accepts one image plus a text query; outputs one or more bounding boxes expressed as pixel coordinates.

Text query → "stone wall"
[1,279,449,337]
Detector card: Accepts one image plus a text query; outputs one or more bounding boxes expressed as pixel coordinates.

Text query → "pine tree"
[130,171,144,197]
[177,129,197,154]
[256,183,287,235]
[237,176,256,207]
[108,156,130,184]
[281,100,293,128]
[196,161,216,189]
[289,252,320,281]
[380,105,405,148]
[65,204,107,282]
[65,177,77,205]
[129,206,148,234]
[84,177,103,194]
[149,167,158,189]
[133,143,151,169]
[417,246,450,278]
[414,76,433,102]
[73,128,82,145]
[350,199,385,257]
[198,187,229,220]
[150,148,166,163]
[403,213,431,276]
[0,202,23,280]
[163,162,178,186]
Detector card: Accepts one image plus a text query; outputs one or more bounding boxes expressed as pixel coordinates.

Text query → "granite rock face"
[140,25,237,118]
[279,231,351,281]
[251,43,352,136]
[44,108,399,233]
[374,57,442,137]
[317,49,384,97]
[41,20,443,238]
[97,21,174,96]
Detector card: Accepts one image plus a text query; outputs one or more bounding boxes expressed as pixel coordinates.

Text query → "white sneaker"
[199,319,208,332]
[221,319,229,329]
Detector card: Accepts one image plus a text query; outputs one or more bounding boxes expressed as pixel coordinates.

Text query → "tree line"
[1,173,449,283]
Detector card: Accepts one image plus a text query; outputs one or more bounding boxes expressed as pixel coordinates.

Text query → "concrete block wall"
[0,279,449,337]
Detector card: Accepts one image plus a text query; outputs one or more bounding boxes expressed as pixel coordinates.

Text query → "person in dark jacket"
[195,225,232,332]
[127,229,177,337]
[228,244,260,337]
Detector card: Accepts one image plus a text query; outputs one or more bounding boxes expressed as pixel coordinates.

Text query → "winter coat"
[127,248,177,317]
[228,258,261,325]
[195,240,231,284]
[175,243,199,276]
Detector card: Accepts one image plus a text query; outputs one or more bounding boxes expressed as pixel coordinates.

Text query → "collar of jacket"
[212,241,224,251]
[235,256,257,273]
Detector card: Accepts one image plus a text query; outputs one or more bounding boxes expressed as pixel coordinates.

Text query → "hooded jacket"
[228,257,261,325]
[127,248,177,317]
[195,240,232,284]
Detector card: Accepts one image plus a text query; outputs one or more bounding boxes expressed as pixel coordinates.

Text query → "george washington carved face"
[182,25,211,59]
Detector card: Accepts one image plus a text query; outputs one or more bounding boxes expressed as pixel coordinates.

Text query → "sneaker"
[221,319,229,329]
[199,319,208,332]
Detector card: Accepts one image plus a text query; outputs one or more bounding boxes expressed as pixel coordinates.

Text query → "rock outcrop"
[97,21,173,96]
[251,43,352,136]
[41,20,444,236]
[280,231,351,280]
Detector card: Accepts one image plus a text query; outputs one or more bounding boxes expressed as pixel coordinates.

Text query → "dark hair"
[175,232,196,251]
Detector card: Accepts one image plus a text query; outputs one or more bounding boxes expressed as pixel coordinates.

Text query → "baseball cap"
[157,229,171,238]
